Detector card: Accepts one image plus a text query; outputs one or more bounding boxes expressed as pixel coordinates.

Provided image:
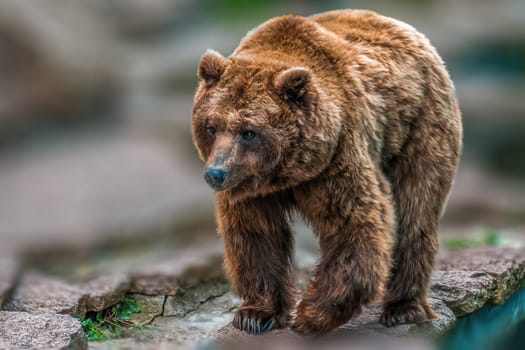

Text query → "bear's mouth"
[220,176,260,197]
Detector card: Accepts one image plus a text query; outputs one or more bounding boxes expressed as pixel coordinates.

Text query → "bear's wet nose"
[204,168,227,189]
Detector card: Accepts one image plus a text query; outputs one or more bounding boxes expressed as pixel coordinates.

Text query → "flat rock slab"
[4,272,129,316]
[0,131,212,254]
[216,247,524,346]
[217,297,454,347]
[127,294,165,325]
[0,311,87,350]
[130,243,224,296]
[432,247,525,315]
[164,280,230,317]
[0,256,19,307]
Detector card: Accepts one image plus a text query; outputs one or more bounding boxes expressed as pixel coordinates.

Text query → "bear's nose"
[204,168,227,189]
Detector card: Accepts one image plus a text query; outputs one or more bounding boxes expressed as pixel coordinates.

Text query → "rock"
[216,297,455,345]
[431,247,525,315]
[145,293,240,346]
[337,297,456,337]
[0,311,87,350]
[216,247,523,345]
[88,338,170,350]
[0,131,213,255]
[0,0,120,135]
[127,294,165,325]
[91,293,240,350]
[164,280,230,317]
[0,256,19,307]
[5,273,82,314]
[214,330,434,350]
[4,272,130,316]
[78,274,130,313]
[130,244,224,296]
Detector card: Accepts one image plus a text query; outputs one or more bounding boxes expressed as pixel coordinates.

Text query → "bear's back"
[235,10,436,67]
[310,10,428,53]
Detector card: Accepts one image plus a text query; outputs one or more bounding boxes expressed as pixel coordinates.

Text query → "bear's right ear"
[197,49,228,87]
[273,67,313,108]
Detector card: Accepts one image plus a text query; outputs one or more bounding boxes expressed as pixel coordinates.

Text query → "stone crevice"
[181,289,231,319]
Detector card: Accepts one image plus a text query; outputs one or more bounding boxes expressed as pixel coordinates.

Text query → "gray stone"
[90,293,239,349]
[130,244,224,296]
[0,256,19,308]
[337,297,455,337]
[0,311,87,350]
[164,280,230,317]
[431,247,525,315]
[0,0,120,132]
[127,294,166,325]
[216,296,454,345]
[5,273,82,314]
[0,131,213,255]
[142,293,240,347]
[73,247,524,348]
[5,272,130,316]
[216,247,523,344]
[88,338,172,350]
[78,274,130,313]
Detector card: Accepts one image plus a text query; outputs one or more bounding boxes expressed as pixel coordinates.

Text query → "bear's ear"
[197,49,228,87]
[273,67,313,107]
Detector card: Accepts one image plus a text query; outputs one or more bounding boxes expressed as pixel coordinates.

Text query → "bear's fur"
[192,9,462,335]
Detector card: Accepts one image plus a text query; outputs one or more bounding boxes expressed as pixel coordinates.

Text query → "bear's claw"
[380,301,437,327]
[232,309,278,335]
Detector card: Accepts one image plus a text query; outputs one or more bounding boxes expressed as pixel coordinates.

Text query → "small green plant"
[80,297,142,341]
[445,230,504,250]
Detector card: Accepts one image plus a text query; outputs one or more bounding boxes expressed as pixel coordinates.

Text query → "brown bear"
[191,9,462,335]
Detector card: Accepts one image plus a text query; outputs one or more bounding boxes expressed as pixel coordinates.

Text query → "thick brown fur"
[192,9,462,335]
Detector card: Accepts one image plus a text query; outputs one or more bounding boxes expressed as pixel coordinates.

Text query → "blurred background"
[0,0,524,260]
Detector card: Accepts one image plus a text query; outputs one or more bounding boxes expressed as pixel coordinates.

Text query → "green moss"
[445,231,504,250]
[80,296,142,342]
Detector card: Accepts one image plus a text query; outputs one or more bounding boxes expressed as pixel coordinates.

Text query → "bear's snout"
[204,167,227,190]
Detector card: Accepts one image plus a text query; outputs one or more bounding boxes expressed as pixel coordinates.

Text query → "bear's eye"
[241,130,256,141]
[206,125,216,137]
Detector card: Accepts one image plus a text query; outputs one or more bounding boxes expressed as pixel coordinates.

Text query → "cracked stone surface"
[2,245,524,349]
[216,295,456,345]
[0,256,19,307]
[4,272,129,316]
[0,311,87,350]
[431,247,525,315]
[127,294,166,325]
[130,244,224,296]
[90,293,241,350]
[216,247,523,346]
[163,280,230,317]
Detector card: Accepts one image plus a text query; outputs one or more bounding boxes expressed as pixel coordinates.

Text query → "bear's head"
[192,49,341,199]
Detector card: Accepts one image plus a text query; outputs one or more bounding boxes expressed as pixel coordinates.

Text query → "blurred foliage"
[80,297,142,341]
[199,0,278,27]
[449,41,525,78]
[444,230,504,250]
[464,118,525,179]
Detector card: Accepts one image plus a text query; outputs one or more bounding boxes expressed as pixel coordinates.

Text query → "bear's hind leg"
[217,191,296,334]
[380,121,460,327]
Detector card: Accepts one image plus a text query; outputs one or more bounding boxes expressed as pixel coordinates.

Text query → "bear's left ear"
[273,67,313,108]
[197,49,228,87]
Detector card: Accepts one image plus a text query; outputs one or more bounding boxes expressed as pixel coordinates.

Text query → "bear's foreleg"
[217,192,296,334]
[292,169,394,335]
